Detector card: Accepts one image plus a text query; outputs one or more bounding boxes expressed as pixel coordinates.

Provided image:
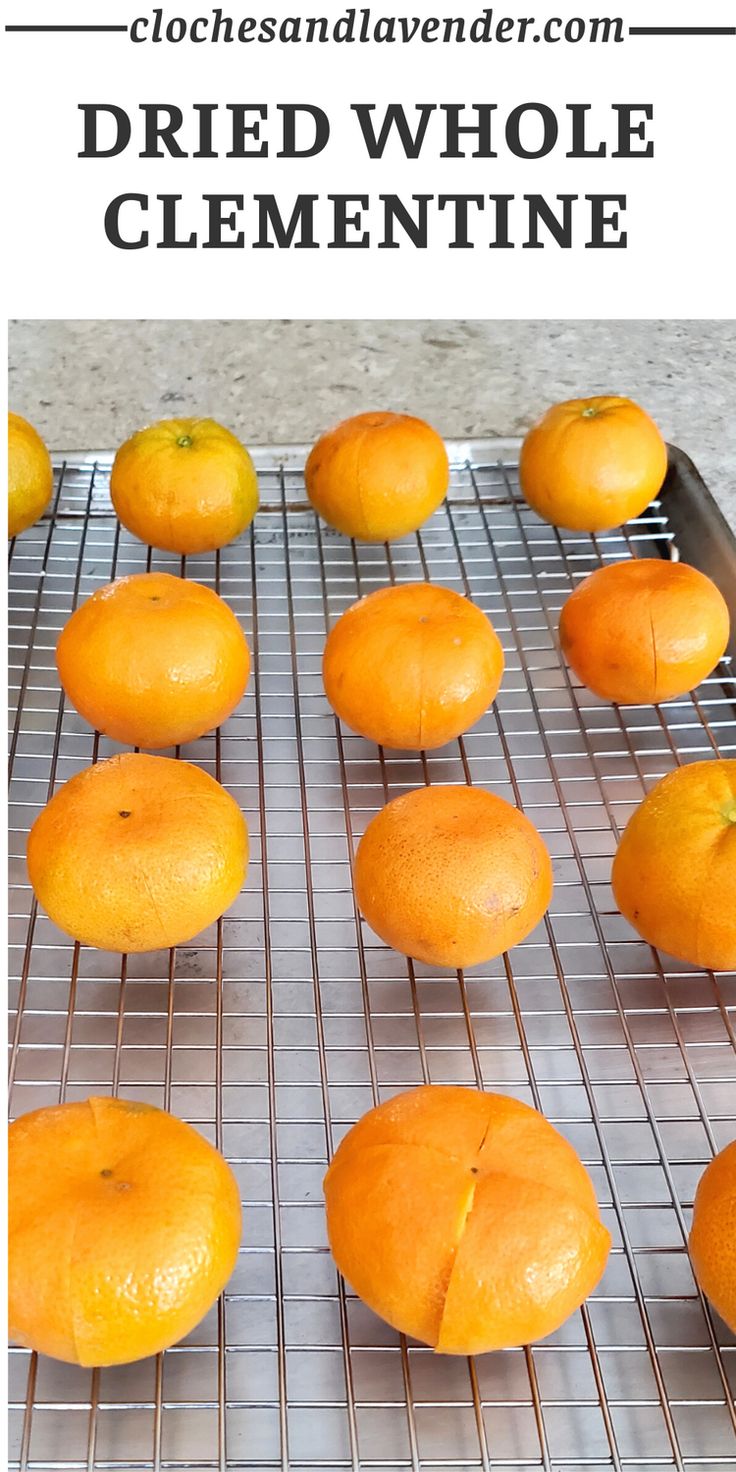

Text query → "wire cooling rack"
[8,445,736,1472]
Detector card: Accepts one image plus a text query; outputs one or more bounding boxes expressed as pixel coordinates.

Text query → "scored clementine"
[8,412,53,538]
[57,572,251,748]
[323,583,504,749]
[324,1085,611,1354]
[354,784,552,969]
[306,411,449,541]
[110,417,258,553]
[519,395,668,532]
[612,759,736,970]
[560,558,730,704]
[27,752,248,952]
[689,1140,736,1333]
[9,1096,242,1365]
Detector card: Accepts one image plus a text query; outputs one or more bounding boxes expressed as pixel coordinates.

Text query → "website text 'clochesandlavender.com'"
[127,8,626,45]
[6,0,735,310]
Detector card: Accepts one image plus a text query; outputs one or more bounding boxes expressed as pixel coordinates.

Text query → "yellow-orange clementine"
[560,558,729,704]
[519,396,668,532]
[354,784,552,969]
[8,412,53,538]
[324,1086,610,1354]
[57,572,250,749]
[305,411,449,541]
[323,583,504,750]
[9,1096,242,1365]
[27,752,248,952]
[110,417,258,554]
[612,759,736,970]
[689,1140,736,1333]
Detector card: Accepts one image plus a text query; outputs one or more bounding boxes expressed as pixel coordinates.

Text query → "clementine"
[354,784,553,969]
[519,396,668,532]
[110,417,258,554]
[8,412,53,538]
[324,1085,610,1354]
[27,752,248,952]
[560,558,729,704]
[57,572,250,749]
[689,1139,736,1333]
[305,411,449,541]
[9,1096,242,1365]
[612,759,736,970]
[323,583,504,750]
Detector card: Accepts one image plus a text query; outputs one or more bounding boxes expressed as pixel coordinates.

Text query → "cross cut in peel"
[322,583,504,752]
[9,1097,242,1366]
[324,1086,611,1355]
[559,558,729,707]
[612,758,736,972]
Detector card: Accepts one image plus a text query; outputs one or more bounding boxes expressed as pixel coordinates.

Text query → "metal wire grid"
[7,446,736,1472]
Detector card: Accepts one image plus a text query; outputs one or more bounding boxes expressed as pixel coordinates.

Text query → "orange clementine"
[323,583,504,750]
[9,1096,242,1365]
[110,417,258,554]
[324,1085,610,1354]
[57,572,250,749]
[354,784,553,969]
[27,752,248,952]
[519,396,668,532]
[560,558,730,704]
[612,759,736,970]
[689,1140,736,1333]
[305,411,449,541]
[8,412,53,538]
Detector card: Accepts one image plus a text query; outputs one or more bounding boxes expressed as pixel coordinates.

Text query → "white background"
[2,0,736,316]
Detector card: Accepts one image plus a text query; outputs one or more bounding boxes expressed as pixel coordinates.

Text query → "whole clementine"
[354,784,552,969]
[9,1096,242,1365]
[519,396,668,532]
[57,572,251,749]
[324,1086,610,1354]
[560,558,729,704]
[27,752,248,952]
[612,759,736,970]
[323,583,504,750]
[305,411,449,541]
[110,417,258,553]
[8,412,53,538]
[689,1140,736,1333]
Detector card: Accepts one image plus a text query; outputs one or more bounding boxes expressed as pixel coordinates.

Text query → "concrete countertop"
[9,318,736,532]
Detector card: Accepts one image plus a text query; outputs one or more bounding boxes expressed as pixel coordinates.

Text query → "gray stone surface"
[9,318,736,530]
